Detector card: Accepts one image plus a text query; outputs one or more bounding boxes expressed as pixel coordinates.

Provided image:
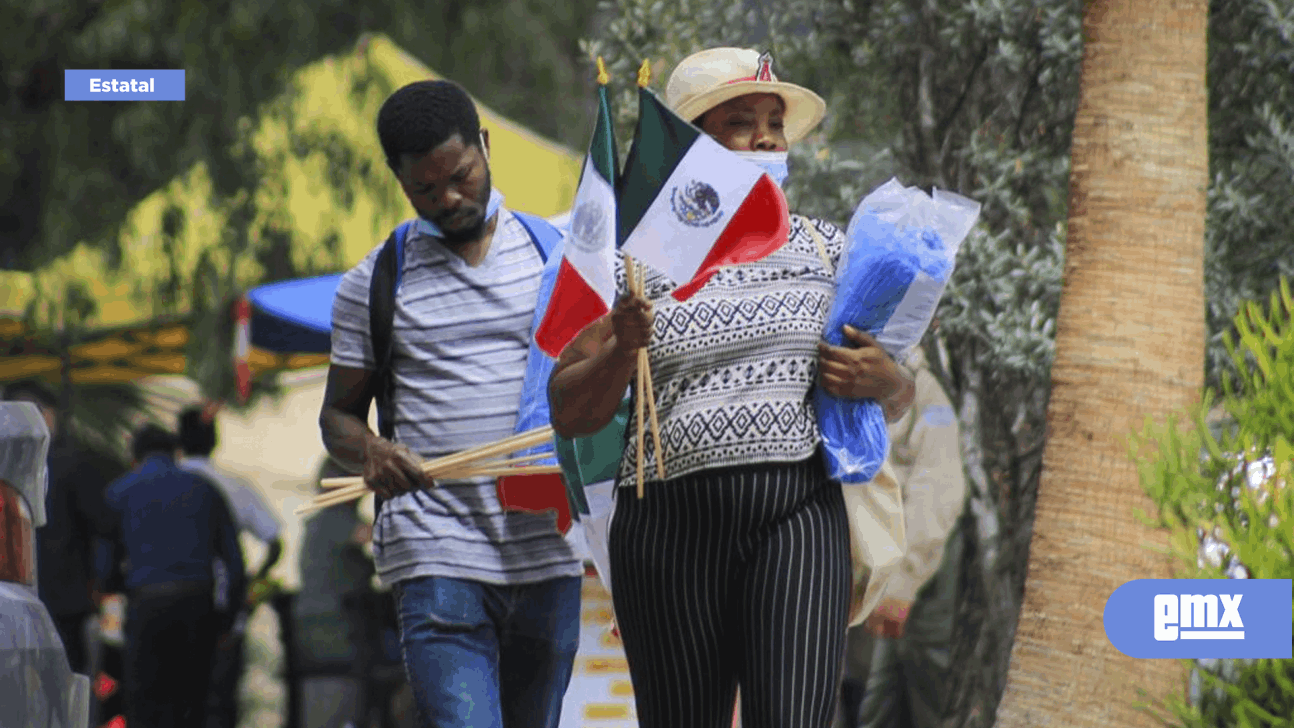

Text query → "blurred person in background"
[840,345,968,728]
[293,455,378,728]
[176,403,284,728]
[99,423,247,728]
[3,380,125,681]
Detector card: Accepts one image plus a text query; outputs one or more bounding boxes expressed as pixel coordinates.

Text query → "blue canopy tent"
[247,274,342,354]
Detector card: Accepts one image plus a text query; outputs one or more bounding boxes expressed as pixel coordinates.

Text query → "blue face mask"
[414,188,505,239]
[733,150,790,188]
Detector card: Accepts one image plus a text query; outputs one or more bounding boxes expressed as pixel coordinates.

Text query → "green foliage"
[60,382,154,468]
[3,2,601,431]
[1221,280,1294,441]
[1132,277,1294,727]
[1,0,600,274]
[1204,0,1294,391]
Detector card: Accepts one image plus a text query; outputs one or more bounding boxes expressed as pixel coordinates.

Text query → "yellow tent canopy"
[0,34,580,387]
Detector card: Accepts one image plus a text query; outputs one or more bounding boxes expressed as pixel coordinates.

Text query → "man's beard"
[423,168,493,247]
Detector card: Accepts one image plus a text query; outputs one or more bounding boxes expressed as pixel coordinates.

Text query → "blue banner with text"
[65,70,185,101]
[1104,579,1292,659]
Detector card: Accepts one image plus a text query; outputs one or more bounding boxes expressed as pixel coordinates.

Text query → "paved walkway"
[559,574,638,728]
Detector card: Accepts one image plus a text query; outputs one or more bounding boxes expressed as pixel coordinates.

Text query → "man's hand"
[610,292,653,354]
[817,325,904,401]
[363,436,430,499]
[863,597,912,639]
[350,523,373,546]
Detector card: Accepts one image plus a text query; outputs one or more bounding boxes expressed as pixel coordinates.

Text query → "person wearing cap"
[289,455,385,728]
[550,48,916,728]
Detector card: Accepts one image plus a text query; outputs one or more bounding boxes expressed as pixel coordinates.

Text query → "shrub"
[1131,277,1294,727]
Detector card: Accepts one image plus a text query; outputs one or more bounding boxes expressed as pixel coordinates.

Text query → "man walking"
[318,80,582,728]
[177,404,284,728]
[100,423,246,728]
[841,347,969,728]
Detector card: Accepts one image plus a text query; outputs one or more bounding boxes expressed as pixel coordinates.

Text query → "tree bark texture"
[994,0,1208,725]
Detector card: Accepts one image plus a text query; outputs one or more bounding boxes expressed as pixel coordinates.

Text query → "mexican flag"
[502,78,623,523]
[618,87,790,300]
[533,82,619,357]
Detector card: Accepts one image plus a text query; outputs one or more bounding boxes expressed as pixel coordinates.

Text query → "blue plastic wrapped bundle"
[816,178,981,483]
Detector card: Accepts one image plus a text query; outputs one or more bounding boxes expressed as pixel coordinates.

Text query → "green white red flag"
[617,87,790,300]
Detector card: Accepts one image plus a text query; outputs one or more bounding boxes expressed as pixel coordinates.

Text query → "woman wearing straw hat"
[550,48,915,728]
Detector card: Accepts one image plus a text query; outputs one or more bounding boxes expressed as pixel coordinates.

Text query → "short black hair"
[131,423,176,462]
[377,80,481,173]
[3,380,58,410]
[177,406,216,456]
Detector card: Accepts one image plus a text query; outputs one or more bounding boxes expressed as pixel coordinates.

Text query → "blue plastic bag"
[817,178,980,483]
[513,236,566,467]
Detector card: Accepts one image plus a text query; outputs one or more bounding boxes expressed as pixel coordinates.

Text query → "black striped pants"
[608,457,852,728]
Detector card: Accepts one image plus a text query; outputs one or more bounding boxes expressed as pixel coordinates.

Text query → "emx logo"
[1105,579,1292,659]
[1154,593,1244,641]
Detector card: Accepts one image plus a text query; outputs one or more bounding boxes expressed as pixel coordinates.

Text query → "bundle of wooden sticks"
[299,258,668,515]
[296,426,559,515]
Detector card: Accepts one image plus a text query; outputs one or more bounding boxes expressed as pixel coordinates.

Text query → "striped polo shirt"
[329,208,582,587]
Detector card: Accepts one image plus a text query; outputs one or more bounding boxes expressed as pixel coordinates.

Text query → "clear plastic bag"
[0,402,50,527]
[817,178,981,483]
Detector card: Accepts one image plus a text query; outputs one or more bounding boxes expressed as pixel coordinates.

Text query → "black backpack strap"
[369,232,399,441]
[368,220,414,517]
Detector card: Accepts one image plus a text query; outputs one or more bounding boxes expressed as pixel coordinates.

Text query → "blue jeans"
[393,575,581,728]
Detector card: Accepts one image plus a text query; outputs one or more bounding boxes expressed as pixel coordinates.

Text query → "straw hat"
[665,47,827,144]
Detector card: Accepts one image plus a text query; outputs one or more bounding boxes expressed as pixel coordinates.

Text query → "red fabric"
[721,54,775,85]
[94,672,118,700]
[534,259,610,359]
[0,482,35,586]
[671,174,789,301]
[233,297,252,402]
[496,473,572,534]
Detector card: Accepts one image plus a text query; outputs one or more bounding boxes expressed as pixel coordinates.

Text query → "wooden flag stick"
[417,426,555,475]
[627,258,647,498]
[301,462,564,515]
[642,347,665,481]
[636,349,647,499]
[623,257,664,493]
[319,451,553,489]
[446,463,563,478]
[314,426,554,492]
[634,262,665,481]
[296,485,368,514]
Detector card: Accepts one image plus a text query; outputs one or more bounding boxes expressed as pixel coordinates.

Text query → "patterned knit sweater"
[615,214,846,491]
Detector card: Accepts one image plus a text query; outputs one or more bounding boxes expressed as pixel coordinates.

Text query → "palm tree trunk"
[993,0,1208,725]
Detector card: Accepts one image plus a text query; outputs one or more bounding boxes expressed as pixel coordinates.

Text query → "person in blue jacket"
[99,423,246,728]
